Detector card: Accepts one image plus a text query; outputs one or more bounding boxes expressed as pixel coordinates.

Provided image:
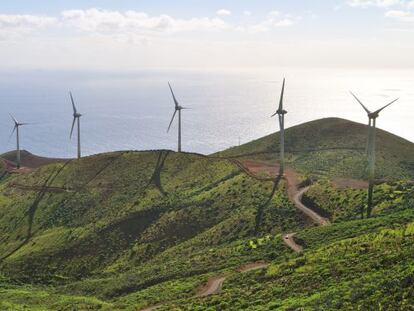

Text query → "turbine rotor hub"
[368,113,379,119]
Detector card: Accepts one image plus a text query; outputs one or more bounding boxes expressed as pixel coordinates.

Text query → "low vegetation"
[219,118,414,180]
[0,118,412,310]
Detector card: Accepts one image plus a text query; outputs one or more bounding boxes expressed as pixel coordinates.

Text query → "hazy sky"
[1,0,414,70]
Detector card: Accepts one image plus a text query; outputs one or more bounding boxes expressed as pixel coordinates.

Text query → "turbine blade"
[70,92,77,114]
[270,111,277,117]
[9,114,18,125]
[8,125,17,142]
[350,92,371,114]
[373,98,399,114]
[278,78,285,111]
[168,82,179,108]
[70,117,76,139]
[167,109,177,132]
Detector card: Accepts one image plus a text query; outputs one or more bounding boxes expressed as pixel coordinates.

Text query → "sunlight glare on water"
[0,68,413,158]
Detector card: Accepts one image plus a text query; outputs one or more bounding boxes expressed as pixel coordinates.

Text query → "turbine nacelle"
[275,109,288,115]
[368,112,379,120]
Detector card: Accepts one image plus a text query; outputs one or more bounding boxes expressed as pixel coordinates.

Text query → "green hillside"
[219,118,414,180]
[0,118,413,310]
[0,161,5,177]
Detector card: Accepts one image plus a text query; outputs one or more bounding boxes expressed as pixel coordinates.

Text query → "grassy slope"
[218,118,414,180]
[1,150,65,168]
[0,160,5,177]
[165,190,414,310]
[0,118,413,310]
[0,150,306,309]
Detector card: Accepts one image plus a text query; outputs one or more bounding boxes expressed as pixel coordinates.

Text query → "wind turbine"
[9,114,29,169]
[350,92,398,218]
[69,92,82,159]
[167,82,189,152]
[271,78,287,176]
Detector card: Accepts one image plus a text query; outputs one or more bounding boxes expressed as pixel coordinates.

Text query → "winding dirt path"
[140,158,330,310]
[196,276,226,297]
[239,160,329,226]
[139,275,227,311]
[283,233,303,253]
[291,186,329,226]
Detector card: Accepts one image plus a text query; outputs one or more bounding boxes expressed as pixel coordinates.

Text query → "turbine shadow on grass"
[254,175,282,236]
[0,160,72,261]
[0,153,125,262]
[147,150,170,196]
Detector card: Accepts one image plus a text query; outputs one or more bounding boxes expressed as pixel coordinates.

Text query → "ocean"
[0,68,413,158]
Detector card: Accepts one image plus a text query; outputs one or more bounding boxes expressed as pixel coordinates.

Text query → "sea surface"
[0,68,413,158]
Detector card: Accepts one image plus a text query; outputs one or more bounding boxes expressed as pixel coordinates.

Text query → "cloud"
[0,14,57,39]
[216,9,231,16]
[347,0,402,7]
[348,0,414,23]
[268,11,281,17]
[0,14,57,28]
[62,9,230,34]
[243,10,252,16]
[347,0,414,8]
[0,8,299,43]
[385,9,414,20]
[248,11,296,33]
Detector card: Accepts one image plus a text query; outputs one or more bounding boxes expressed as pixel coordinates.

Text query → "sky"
[0,0,414,70]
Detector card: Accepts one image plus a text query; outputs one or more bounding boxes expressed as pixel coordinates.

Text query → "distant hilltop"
[1,117,413,180]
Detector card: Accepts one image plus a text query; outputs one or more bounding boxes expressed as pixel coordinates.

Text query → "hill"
[0,118,413,310]
[218,118,414,180]
[0,160,5,178]
[1,150,66,169]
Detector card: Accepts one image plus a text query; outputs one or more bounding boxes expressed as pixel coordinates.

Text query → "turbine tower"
[167,82,189,152]
[69,92,82,159]
[10,115,29,169]
[350,92,398,218]
[271,78,287,176]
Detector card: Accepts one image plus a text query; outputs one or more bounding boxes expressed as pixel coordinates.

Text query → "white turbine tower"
[69,92,82,159]
[10,114,29,169]
[271,78,287,176]
[350,92,398,218]
[167,82,189,153]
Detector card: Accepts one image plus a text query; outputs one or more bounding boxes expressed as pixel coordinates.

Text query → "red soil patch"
[1,150,66,174]
[1,158,33,174]
[240,160,279,178]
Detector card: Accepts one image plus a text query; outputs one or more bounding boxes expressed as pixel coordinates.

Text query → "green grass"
[0,118,413,310]
[0,149,305,304]
[163,197,414,310]
[218,118,414,180]
[302,179,414,222]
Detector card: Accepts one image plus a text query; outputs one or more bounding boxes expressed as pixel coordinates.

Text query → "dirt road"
[196,276,226,297]
[292,186,329,226]
[282,233,303,253]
